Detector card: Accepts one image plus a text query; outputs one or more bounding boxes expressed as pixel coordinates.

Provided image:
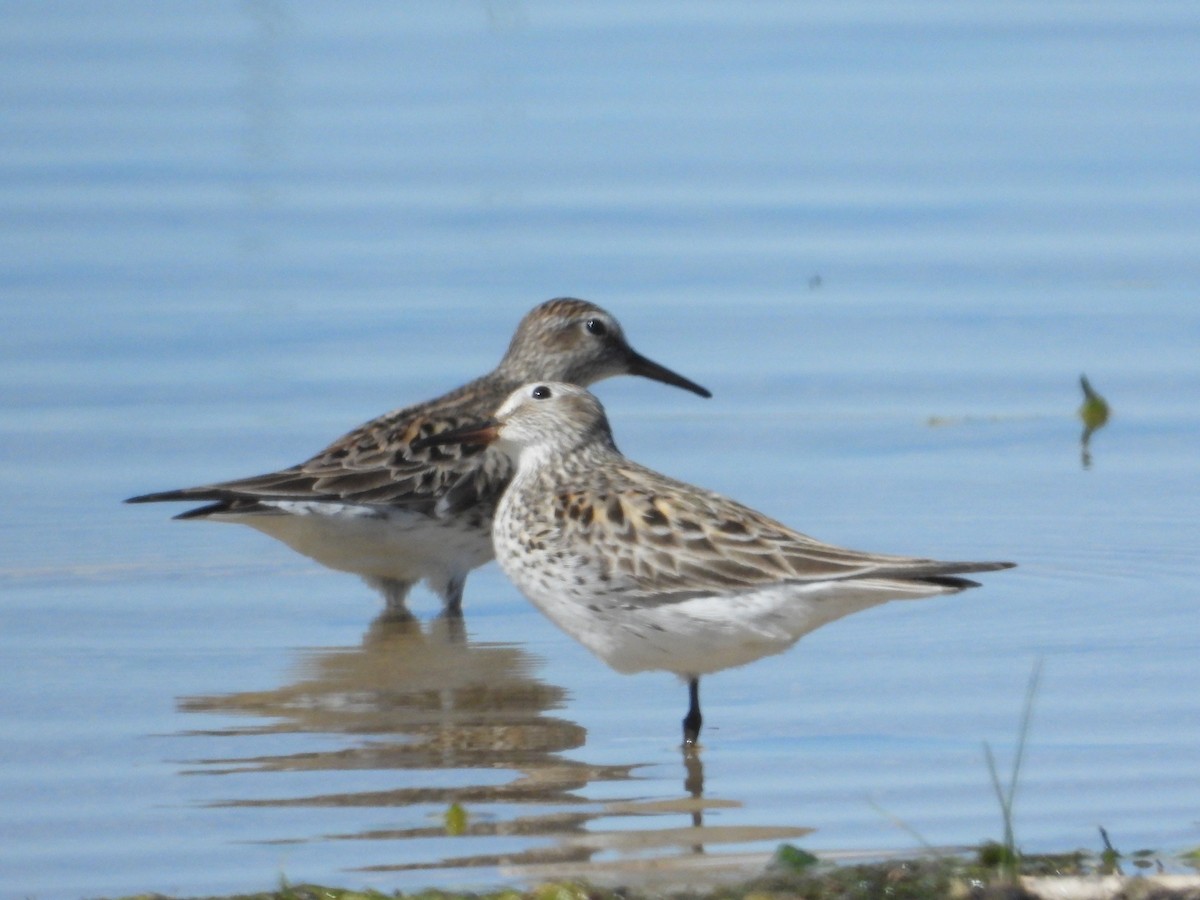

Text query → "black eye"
[585,318,608,337]
[531,385,552,399]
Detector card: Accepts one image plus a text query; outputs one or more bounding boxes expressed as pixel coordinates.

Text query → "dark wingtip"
[126,488,233,509]
[927,560,1016,590]
[926,575,983,590]
[172,502,231,520]
[125,490,182,504]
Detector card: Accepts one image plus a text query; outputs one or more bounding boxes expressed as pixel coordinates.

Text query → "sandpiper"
[126,299,711,614]
[417,382,1014,746]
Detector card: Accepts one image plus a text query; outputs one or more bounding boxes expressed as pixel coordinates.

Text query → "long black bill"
[412,419,501,451]
[626,349,711,398]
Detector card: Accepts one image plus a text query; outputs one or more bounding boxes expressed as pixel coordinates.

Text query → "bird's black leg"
[683,677,702,747]
[442,573,467,618]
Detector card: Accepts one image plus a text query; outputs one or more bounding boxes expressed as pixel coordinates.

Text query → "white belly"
[500,554,948,677]
[216,501,494,585]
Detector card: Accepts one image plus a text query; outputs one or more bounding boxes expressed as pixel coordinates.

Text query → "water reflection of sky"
[2,3,1199,899]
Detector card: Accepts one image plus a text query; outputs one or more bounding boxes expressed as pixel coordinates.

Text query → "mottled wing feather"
[128,410,511,515]
[551,463,1010,600]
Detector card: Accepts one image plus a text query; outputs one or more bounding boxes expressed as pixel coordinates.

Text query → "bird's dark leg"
[683,677,702,747]
[442,572,467,618]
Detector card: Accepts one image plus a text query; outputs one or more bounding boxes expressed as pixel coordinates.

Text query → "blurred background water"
[2,3,1199,898]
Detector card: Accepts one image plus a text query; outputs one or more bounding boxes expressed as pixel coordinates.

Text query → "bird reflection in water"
[175,611,811,877]
[178,612,617,806]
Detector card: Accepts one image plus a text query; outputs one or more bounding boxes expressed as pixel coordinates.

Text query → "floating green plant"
[1078,374,1111,469]
[444,802,469,836]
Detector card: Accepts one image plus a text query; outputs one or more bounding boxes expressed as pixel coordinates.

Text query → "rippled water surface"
[3,4,1199,899]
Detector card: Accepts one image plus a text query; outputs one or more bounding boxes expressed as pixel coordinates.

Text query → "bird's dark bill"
[626,350,711,398]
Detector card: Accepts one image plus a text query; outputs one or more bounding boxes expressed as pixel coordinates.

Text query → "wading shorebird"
[417,382,1014,746]
[126,300,710,615]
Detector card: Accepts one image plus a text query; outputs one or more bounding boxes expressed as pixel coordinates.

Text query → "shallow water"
[3,3,1200,898]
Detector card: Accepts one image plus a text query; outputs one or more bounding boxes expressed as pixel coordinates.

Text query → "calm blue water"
[2,3,1199,898]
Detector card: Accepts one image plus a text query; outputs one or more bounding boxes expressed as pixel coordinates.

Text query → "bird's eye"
[531,385,552,400]
[584,318,607,337]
